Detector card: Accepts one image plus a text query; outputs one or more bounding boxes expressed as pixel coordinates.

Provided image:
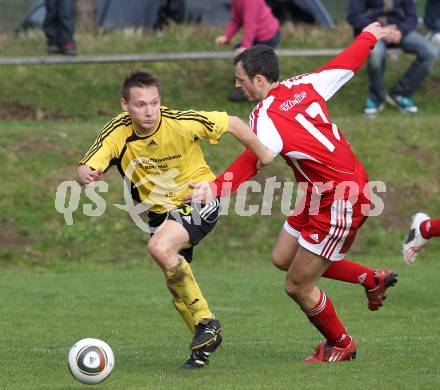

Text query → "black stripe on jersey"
[82,115,131,162]
[161,109,216,133]
[116,136,142,203]
[161,112,216,133]
[104,157,119,173]
[80,123,116,163]
[85,116,124,154]
[116,162,142,204]
[80,116,132,164]
[80,117,125,163]
[161,109,216,127]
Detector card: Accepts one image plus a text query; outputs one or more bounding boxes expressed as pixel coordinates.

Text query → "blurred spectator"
[215,0,280,101]
[43,0,77,55]
[425,0,440,46]
[347,0,438,117]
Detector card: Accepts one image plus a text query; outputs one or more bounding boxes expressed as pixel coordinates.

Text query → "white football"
[68,338,115,384]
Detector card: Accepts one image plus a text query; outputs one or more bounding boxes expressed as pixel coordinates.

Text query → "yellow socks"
[172,298,195,334]
[165,258,213,325]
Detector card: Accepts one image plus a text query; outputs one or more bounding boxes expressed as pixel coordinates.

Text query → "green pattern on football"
[76,346,107,375]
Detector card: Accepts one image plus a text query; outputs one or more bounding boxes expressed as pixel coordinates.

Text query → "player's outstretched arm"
[293,22,386,102]
[76,164,103,187]
[227,115,274,166]
[319,22,385,75]
[183,149,260,203]
[184,116,270,204]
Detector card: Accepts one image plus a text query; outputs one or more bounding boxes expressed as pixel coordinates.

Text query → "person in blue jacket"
[347,0,438,117]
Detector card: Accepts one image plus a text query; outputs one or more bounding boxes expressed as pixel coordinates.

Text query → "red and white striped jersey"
[213,32,376,196]
[251,32,376,191]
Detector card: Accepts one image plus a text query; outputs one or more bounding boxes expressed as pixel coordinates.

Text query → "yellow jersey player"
[76,70,272,369]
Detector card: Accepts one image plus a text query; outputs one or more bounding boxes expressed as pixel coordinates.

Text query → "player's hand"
[77,166,103,187]
[89,168,103,182]
[215,35,228,46]
[183,181,216,203]
[84,168,103,187]
[362,22,386,41]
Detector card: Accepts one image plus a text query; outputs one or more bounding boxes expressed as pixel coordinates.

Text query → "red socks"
[322,259,376,290]
[421,218,440,239]
[303,290,351,348]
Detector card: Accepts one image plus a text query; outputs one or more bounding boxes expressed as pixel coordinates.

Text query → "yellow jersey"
[79,107,229,213]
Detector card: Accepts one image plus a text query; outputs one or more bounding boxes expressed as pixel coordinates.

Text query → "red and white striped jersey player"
[186,22,398,363]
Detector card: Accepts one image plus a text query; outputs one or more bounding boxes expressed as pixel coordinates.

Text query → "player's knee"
[284,278,302,300]
[284,276,313,302]
[271,250,290,271]
[147,237,169,260]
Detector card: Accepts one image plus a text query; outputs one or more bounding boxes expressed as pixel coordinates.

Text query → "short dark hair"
[122,70,160,101]
[233,45,279,83]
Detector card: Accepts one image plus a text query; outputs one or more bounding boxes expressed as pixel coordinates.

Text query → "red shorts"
[284,187,370,261]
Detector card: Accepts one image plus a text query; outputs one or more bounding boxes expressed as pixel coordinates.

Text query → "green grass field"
[1,24,440,389]
[2,260,440,389]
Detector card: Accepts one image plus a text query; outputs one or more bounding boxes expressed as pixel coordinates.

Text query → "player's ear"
[255,74,266,87]
[120,97,128,111]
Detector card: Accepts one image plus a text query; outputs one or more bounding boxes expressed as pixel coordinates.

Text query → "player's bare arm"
[76,164,103,187]
[184,116,273,203]
[226,115,274,166]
